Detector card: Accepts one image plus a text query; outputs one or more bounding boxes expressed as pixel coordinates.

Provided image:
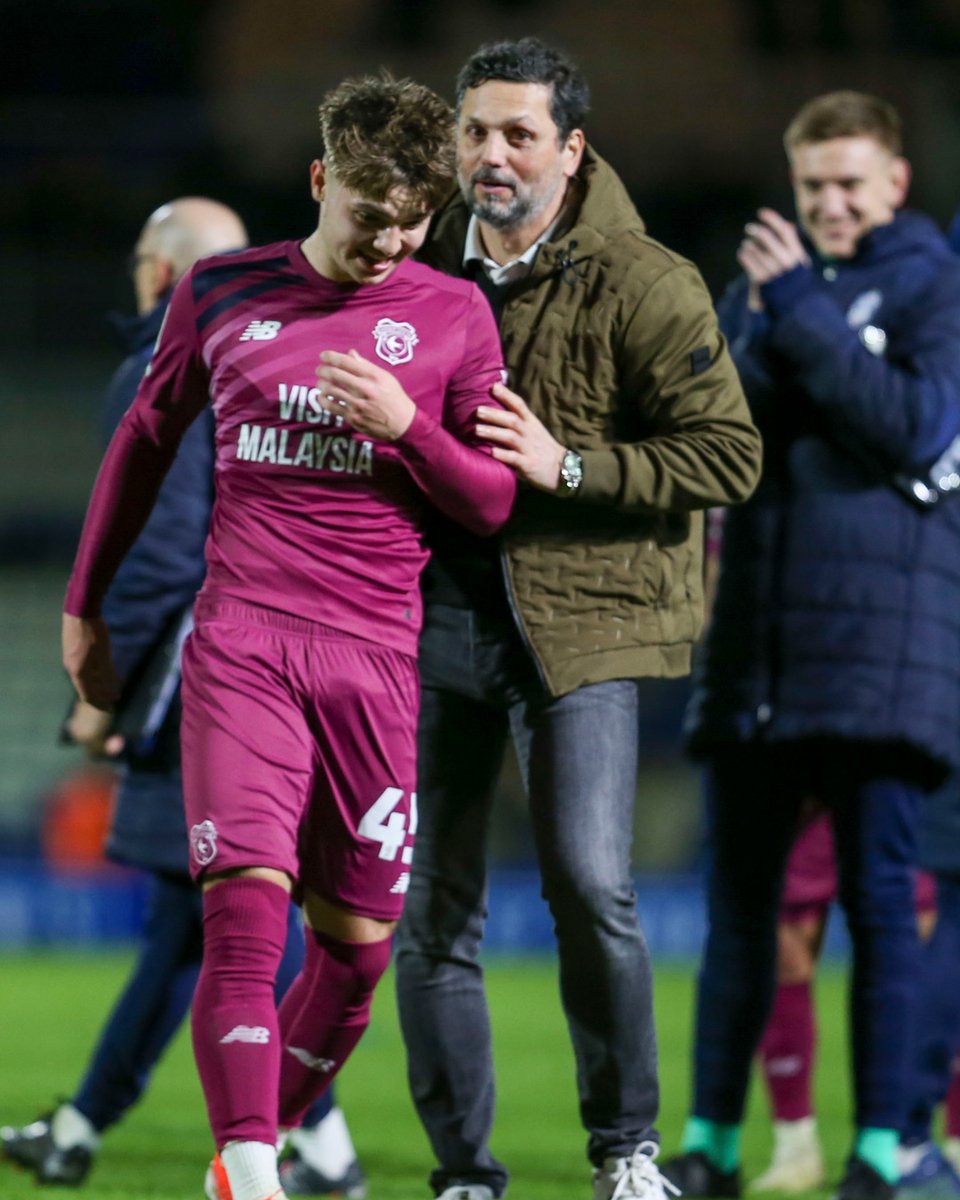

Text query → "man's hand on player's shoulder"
[476,383,566,492]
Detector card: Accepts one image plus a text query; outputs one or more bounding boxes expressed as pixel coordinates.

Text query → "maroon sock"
[277,927,392,1128]
[191,877,289,1147]
[758,980,816,1121]
[947,1054,960,1138]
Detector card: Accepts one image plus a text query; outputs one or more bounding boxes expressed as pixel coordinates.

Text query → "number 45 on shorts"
[358,787,418,863]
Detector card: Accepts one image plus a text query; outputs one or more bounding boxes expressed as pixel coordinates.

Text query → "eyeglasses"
[126,251,156,279]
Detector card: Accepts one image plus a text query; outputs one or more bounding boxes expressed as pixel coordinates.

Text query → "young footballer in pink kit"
[61,75,516,1200]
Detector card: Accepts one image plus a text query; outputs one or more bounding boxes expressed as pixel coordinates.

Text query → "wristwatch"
[556,448,584,497]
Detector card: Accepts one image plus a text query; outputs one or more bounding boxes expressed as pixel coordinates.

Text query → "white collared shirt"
[462,214,560,287]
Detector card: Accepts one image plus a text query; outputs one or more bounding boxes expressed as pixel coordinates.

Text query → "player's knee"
[301,887,396,944]
[198,876,291,997]
[307,926,393,997]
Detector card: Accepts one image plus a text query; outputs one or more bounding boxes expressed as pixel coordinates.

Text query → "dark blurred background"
[2,0,960,923]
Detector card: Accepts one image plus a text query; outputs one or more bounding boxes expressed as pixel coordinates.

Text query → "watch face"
[560,450,583,493]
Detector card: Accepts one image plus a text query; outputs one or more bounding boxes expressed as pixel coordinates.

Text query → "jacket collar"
[803,209,947,271]
[107,292,170,355]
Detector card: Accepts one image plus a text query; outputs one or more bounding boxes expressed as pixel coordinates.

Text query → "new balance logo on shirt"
[240,320,282,341]
[220,1025,271,1044]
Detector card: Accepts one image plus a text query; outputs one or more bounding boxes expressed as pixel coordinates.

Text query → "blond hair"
[784,90,902,155]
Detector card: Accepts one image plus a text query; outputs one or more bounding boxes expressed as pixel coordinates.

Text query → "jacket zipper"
[499,548,551,692]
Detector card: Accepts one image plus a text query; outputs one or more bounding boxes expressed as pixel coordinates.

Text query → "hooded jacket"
[421,147,761,696]
[686,210,960,783]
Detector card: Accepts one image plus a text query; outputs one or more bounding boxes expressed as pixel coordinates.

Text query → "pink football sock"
[277,927,392,1128]
[191,877,289,1148]
[758,980,816,1122]
[946,1054,960,1138]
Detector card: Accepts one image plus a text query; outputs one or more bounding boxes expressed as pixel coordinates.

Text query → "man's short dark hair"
[455,37,591,140]
[784,90,903,156]
[318,73,456,209]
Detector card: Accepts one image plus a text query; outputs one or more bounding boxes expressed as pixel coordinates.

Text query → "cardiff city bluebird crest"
[191,819,218,866]
[846,289,883,328]
[372,318,419,365]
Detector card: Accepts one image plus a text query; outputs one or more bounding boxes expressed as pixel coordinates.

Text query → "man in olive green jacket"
[394,37,761,1200]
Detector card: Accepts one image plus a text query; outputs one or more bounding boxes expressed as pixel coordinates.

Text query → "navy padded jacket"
[686,210,960,785]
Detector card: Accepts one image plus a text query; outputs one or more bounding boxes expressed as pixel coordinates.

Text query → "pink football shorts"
[781,804,936,921]
[180,597,419,921]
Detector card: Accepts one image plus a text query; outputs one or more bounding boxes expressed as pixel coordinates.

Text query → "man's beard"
[459,171,545,231]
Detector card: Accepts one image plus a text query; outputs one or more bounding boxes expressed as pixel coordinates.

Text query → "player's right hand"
[65,699,124,758]
[62,614,122,711]
[316,349,416,441]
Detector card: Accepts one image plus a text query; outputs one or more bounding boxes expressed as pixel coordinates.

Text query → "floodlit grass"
[0,950,855,1198]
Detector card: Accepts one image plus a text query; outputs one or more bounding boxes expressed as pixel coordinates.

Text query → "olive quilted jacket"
[422,147,762,695]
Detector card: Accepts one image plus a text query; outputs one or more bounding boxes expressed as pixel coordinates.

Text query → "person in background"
[393,36,761,1200]
[897,206,960,1171]
[898,776,960,1198]
[750,806,937,1194]
[62,75,516,1200]
[895,208,960,1200]
[663,90,960,1200]
[0,198,366,1197]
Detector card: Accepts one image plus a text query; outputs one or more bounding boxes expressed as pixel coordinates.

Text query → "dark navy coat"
[99,298,213,874]
[917,209,960,872]
[686,211,960,786]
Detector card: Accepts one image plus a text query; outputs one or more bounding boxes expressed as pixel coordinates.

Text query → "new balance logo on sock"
[287,1045,335,1073]
[220,1025,271,1044]
[767,1054,803,1077]
[240,320,282,341]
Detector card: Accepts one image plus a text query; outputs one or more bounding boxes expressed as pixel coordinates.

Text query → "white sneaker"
[204,1150,287,1200]
[436,1187,495,1200]
[593,1142,681,1200]
[749,1119,825,1193]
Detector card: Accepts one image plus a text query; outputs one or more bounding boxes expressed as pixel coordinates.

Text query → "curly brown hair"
[318,73,456,210]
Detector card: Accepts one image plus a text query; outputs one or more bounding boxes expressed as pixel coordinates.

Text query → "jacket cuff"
[746,307,772,343]
[760,265,819,318]
[576,448,622,503]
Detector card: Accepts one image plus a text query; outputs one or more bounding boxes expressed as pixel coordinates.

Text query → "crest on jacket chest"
[845,288,883,327]
[846,289,887,356]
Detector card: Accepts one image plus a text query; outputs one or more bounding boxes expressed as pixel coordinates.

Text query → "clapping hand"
[738,208,811,307]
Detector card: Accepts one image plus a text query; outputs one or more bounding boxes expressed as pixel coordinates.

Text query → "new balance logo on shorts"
[240,319,282,341]
[287,1045,335,1073]
[390,872,410,894]
[220,1025,271,1045]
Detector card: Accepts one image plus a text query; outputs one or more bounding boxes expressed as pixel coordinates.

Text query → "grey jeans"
[394,605,659,1196]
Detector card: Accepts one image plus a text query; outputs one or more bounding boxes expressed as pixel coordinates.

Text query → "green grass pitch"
[0,951,855,1198]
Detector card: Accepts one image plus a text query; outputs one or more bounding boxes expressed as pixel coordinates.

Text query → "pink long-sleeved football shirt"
[65,241,516,655]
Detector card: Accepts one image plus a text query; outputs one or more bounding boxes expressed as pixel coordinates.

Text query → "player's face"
[457,81,583,236]
[309,161,432,285]
[790,135,909,259]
